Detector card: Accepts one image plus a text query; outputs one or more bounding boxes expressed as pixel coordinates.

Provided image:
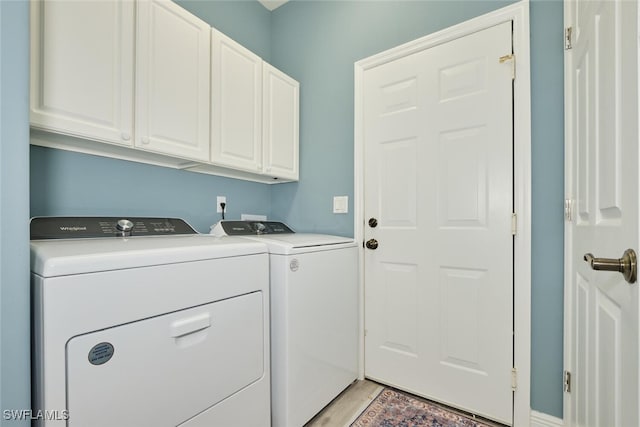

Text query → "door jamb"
[562,1,573,423]
[353,2,532,426]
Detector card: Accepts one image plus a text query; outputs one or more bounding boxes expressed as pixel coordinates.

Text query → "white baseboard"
[530,410,564,427]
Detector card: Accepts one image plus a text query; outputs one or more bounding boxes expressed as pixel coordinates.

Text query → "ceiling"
[257,0,290,11]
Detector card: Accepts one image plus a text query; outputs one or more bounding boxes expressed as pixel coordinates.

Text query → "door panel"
[364,22,514,424]
[575,274,589,427]
[379,138,418,227]
[439,267,487,373]
[379,262,419,356]
[438,128,488,228]
[566,0,639,426]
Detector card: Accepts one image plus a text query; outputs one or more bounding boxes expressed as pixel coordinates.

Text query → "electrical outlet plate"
[216,196,226,213]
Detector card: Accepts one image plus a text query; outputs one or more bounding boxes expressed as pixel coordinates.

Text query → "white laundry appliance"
[211,220,358,427]
[30,217,271,427]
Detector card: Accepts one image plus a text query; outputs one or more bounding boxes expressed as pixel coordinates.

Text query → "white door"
[565,0,639,426]
[262,63,299,181]
[211,29,263,173]
[364,22,514,424]
[135,0,210,162]
[30,0,134,145]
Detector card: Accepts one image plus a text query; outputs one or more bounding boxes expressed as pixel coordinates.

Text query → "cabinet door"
[211,29,263,173]
[263,63,299,181]
[30,0,134,145]
[136,0,210,162]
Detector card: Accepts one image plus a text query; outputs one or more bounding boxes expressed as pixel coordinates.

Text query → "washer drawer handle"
[170,313,211,338]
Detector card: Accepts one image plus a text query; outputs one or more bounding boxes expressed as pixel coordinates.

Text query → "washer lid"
[30,235,267,277]
[245,233,356,255]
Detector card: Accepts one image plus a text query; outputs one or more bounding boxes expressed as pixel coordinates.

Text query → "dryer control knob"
[253,222,266,234]
[116,219,134,234]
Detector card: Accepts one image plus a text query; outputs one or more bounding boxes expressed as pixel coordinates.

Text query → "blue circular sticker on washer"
[88,342,114,365]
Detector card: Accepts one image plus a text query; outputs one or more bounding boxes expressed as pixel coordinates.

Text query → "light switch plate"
[333,196,349,214]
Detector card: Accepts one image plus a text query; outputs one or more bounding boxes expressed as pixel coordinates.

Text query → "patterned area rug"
[350,388,495,427]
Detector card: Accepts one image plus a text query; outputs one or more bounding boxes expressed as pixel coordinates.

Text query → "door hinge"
[511,213,517,236]
[564,370,572,393]
[564,199,574,222]
[511,367,518,391]
[565,27,573,50]
[499,54,515,80]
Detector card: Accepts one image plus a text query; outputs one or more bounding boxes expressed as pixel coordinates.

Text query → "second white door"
[565,0,639,425]
[364,22,515,424]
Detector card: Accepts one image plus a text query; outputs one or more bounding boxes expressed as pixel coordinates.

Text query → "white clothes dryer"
[211,220,358,427]
[30,217,271,427]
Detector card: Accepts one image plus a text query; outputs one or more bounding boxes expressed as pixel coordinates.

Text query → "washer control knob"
[116,219,134,236]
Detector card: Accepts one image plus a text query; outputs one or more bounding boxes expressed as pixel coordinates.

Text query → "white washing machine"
[30,217,271,427]
[211,220,358,427]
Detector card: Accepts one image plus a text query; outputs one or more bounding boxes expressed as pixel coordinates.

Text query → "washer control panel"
[30,217,198,240]
[212,220,294,236]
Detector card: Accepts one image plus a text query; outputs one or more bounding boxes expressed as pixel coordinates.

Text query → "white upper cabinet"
[30,0,135,145]
[30,0,299,183]
[211,30,299,181]
[263,63,299,181]
[211,29,263,173]
[135,0,211,162]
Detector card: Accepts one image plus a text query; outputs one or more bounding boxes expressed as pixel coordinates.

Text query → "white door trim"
[531,410,565,427]
[562,4,573,424]
[353,2,531,426]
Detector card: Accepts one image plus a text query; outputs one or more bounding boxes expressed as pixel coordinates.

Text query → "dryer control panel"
[211,220,294,236]
[30,217,198,239]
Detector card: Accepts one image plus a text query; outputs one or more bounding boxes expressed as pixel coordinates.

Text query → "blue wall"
[30,1,275,233]
[270,0,565,418]
[530,0,565,417]
[0,0,31,424]
[31,147,271,232]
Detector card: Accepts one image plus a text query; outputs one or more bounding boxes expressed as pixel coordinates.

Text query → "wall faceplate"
[333,196,349,214]
[216,196,226,213]
[241,214,267,221]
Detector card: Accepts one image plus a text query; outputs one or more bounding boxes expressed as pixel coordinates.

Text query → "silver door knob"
[584,249,637,284]
[366,239,379,250]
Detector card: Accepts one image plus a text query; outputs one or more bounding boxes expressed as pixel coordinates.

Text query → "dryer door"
[66,291,265,426]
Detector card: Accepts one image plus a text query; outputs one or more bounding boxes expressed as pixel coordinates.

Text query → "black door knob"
[366,239,379,250]
[368,218,378,228]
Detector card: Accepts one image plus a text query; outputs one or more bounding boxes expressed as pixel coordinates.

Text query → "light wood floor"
[304,379,384,427]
